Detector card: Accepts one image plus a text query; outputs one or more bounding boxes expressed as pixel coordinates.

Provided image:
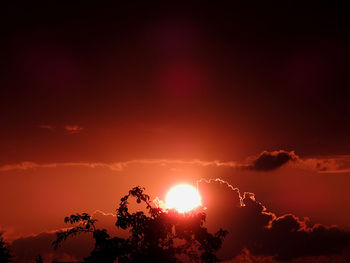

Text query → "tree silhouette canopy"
[0,232,12,263]
[53,186,227,262]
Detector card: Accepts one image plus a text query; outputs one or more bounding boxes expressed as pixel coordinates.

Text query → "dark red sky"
[1,2,350,262]
[2,1,349,163]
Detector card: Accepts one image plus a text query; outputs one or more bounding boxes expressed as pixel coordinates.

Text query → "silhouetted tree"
[0,232,12,263]
[54,186,227,262]
[35,254,44,263]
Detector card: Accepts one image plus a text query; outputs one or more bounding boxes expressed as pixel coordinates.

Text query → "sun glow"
[165,184,202,213]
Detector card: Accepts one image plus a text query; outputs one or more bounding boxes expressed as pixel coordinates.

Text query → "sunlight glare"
[165,184,201,213]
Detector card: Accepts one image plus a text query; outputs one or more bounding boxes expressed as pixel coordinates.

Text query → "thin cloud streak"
[0,159,238,172]
[37,125,54,130]
[1,151,349,174]
[64,125,84,134]
[318,169,350,174]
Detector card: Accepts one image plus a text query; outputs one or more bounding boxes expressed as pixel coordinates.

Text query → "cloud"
[225,248,350,263]
[9,178,350,262]
[37,124,54,130]
[0,151,349,174]
[64,125,83,134]
[244,150,350,173]
[9,210,115,263]
[0,162,58,172]
[197,178,350,261]
[296,156,348,173]
[245,150,298,171]
[37,124,87,134]
[11,231,92,263]
[0,159,238,173]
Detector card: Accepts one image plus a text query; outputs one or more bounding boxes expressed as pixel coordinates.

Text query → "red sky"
[1,2,350,262]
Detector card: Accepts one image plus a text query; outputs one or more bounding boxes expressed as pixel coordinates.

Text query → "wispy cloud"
[64,125,83,134]
[37,124,54,130]
[1,151,349,174]
[0,159,238,173]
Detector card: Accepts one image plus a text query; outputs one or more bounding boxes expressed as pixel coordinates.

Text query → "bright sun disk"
[165,184,201,213]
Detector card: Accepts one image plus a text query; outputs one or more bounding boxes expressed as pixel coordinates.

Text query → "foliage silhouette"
[53,186,227,262]
[0,232,12,263]
[35,254,44,263]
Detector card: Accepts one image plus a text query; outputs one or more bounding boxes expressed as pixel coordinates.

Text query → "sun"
[165,184,202,213]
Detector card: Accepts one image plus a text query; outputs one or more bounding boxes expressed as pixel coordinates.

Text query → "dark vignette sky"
[1,1,349,164]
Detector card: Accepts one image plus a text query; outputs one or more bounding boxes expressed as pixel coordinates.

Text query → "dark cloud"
[226,248,350,263]
[9,210,116,263]
[11,232,92,263]
[198,179,350,261]
[247,150,298,171]
[9,179,350,262]
[1,150,349,174]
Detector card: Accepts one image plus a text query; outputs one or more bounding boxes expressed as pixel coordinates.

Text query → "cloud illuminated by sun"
[165,184,202,213]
